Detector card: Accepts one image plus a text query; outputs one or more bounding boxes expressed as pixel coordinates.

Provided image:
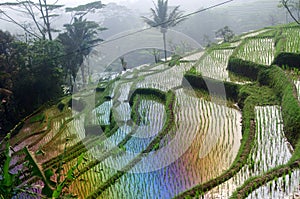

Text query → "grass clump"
[29,113,45,123]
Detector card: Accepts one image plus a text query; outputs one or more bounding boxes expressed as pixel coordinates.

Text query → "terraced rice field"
[245,169,300,199]
[6,49,245,198]
[136,63,192,91]
[181,51,205,61]
[92,101,113,125]
[236,38,275,65]
[240,29,271,40]
[92,88,242,199]
[206,106,293,198]
[4,25,300,199]
[281,27,300,53]
[194,49,233,81]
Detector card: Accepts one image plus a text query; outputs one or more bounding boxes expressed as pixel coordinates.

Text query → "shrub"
[272,52,300,69]
[29,113,45,123]
[129,88,166,106]
[227,56,267,81]
[183,73,240,101]
[258,66,300,146]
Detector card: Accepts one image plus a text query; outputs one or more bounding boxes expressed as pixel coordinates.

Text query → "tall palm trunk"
[163,31,167,61]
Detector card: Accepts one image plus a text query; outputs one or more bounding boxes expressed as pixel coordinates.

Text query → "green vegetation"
[0,134,22,199]
[86,90,175,198]
[0,2,107,136]
[228,57,267,80]
[258,66,300,146]
[2,9,300,199]
[184,72,240,101]
[142,0,186,60]
[175,77,279,198]
[29,113,45,123]
[215,26,235,42]
[273,26,300,68]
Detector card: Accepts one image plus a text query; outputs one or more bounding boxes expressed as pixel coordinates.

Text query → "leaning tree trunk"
[283,2,300,24]
[163,32,167,61]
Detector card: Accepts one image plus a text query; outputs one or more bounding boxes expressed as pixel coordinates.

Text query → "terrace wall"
[183,73,240,102]
[258,65,300,147]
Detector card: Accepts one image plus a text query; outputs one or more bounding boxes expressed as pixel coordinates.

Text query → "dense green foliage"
[0,6,106,135]
[0,134,21,198]
[183,72,240,101]
[58,16,106,88]
[129,88,167,106]
[227,56,267,81]
[273,52,300,68]
[215,26,235,42]
[0,31,64,134]
[258,66,300,146]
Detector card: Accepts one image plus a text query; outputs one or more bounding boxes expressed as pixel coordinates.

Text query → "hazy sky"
[62,0,137,6]
[2,0,255,13]
[57,0,245,12]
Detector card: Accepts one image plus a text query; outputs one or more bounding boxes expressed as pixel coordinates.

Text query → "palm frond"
[168,6,186,27]
[141,16,157,27]
[142,0,185,29]
[150,8,161,24]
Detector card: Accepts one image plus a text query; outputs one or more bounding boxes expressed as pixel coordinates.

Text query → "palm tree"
[58,16,106,89]
[142,0,186,61]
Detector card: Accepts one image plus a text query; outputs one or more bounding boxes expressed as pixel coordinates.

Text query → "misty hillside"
[0,0,288,45]
[1,1,300,198]
[2,21,300,198]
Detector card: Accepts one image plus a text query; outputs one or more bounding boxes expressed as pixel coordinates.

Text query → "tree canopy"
[142,0,186,60]
[215,26,235,42]
[0,0,64,40]
[0,30,64,133]
[58,16,106,89]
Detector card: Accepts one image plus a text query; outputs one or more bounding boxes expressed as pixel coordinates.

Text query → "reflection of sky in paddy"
[100,135,239,199]
[124,136,155,153]
[102,125,132,150]
[100,156,203,199]
[98,92,242,199]
[125,100,166,153]
[113,102,131,122]
[92,100,113,125]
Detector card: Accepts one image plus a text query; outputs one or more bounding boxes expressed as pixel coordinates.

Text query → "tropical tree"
[280,0,300,24]
[215,26,235,42]
[0,30,65,134]
[0,30,18,133]
[0,0,64,40]
[149,49,161,63]
[13,40,64,113]
[142,0,186,61]
[65,1,104,19]
[58,16,106,89]
[120,56,127,71]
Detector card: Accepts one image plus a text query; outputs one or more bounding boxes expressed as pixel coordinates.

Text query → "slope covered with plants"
[1,22,300,199]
